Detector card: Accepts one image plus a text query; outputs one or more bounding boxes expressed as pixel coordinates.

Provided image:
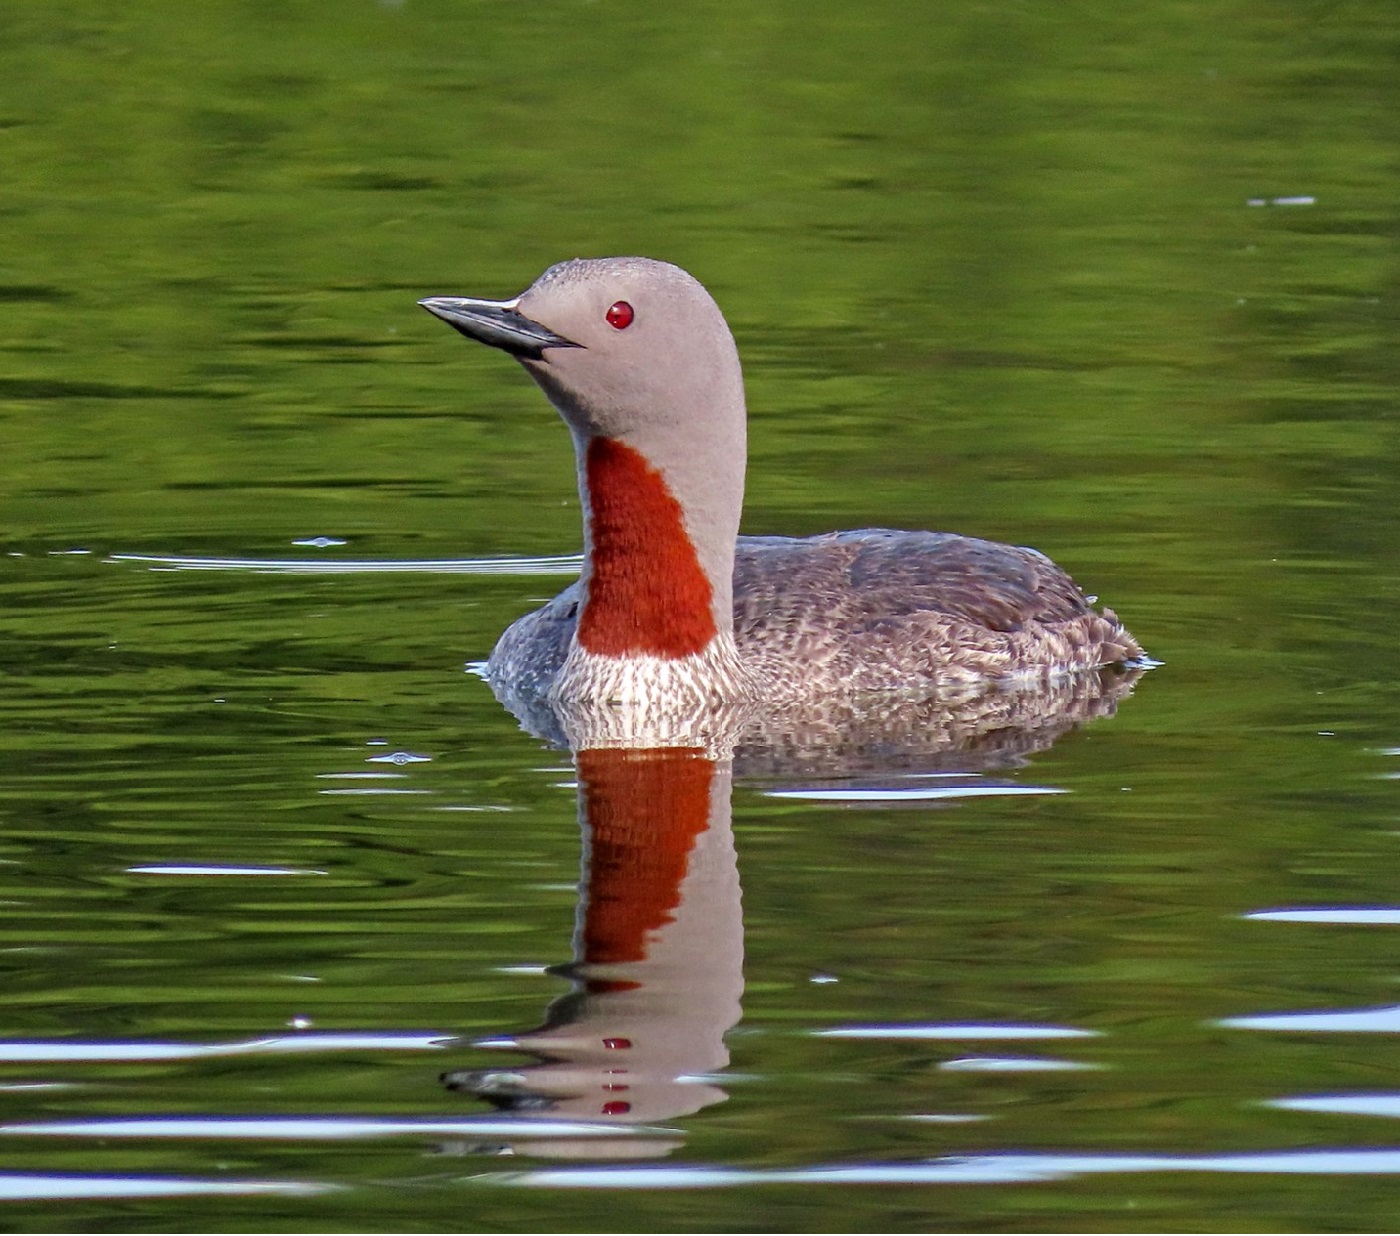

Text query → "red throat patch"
[578,436,718,658]
[577,746,715,967]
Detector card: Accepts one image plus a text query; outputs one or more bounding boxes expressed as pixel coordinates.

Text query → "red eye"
[605,300,634,330]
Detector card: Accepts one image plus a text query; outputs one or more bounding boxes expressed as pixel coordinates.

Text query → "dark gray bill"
[418,296,581,360]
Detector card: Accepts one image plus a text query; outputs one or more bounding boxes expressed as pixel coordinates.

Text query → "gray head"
[421,258,749,623]
[420,257,745,445]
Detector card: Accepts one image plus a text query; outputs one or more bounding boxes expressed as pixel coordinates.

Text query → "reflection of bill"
[446,663,1144,1157]
[443,747,743,1158]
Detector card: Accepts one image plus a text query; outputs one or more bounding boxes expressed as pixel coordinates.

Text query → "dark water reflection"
[4,555,1400,1233]
[6,0,1400,1229]
[444,746,743,1155]
[438,667,1139,1156]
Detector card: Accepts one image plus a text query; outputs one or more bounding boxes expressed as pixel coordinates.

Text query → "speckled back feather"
[488,528,1143,705]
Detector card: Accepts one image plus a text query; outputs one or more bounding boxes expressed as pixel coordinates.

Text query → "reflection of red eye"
[606,300,634,330]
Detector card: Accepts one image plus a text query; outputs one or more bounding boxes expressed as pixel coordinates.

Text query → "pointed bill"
[418,296,581,360]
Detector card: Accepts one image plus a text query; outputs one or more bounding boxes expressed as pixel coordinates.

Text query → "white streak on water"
[108,552,582,575]
[0,1175,335,1201]
[0,1032,453,1062]
[127,865,326,877]
[315,772,408,780]
[939,1056,1102,1073]
[816,1024,1098,1041]
[1269,1094,1400,1118]
[504,1148,1400,1189]
[1221,1004,1400,1033]
[0,1115,674,1141]
[764,786,1064,803]
[1246,907,1400,924]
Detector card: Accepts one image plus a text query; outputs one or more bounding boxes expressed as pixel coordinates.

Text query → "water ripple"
[939,1056,1102,1073]
[0,1032,453,1062]
[127,865,326,877]
[1220,1004,1400,1032]
[107,552,582,575]
[817,1023,1098,1041]
[764,784,1065,803]
[0,1173,333,1201]
[0,1115,675,1141]
[1245,907,1400,924]
[1269,1094,1400,1118]
[505,1148,1400,1189]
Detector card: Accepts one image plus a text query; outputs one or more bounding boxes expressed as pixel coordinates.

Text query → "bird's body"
[489,529,1140,707]
[421,257,1143,713]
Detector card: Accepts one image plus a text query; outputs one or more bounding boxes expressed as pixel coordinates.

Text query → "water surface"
[3,1,1400,1230]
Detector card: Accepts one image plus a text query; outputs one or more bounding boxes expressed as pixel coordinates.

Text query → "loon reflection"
[442,666,1144,1158]
[443,747,739,1158]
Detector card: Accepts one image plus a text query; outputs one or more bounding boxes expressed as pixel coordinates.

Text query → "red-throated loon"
[421,257,1143,710]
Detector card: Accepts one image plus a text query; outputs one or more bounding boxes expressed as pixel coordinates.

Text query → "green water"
[4,0,1400,1230]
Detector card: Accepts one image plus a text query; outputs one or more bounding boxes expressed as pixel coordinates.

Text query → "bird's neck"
[574,435,733,660]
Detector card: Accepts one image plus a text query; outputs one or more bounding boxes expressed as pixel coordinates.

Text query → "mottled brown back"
[489,528,1142,703]
[732,530,1093,634]
[727,529,1140,694]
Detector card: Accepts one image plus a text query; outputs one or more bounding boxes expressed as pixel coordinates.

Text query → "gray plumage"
[488,527,1142,705]
[420,256,1146,731]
